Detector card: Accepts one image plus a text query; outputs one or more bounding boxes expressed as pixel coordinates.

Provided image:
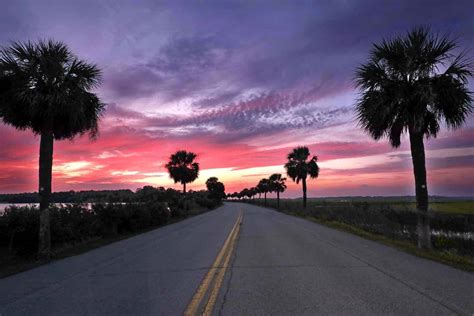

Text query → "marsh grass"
[244,198,474,271]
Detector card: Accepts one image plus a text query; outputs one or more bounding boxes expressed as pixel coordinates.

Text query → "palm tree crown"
[269,173,287,193]
[165,150,199,193]
[355,27,472,147]
[0,40,104,139]
[269,173,287,207]
[257,178,270,206]
[284,146,319,183]
[257,178,270,194]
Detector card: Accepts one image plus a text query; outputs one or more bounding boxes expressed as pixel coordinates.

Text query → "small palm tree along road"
[1,203,473,315]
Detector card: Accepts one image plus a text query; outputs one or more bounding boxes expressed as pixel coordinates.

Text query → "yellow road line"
[183,211,243,316]
[202,212,242,316]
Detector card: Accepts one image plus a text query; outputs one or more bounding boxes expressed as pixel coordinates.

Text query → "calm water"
[0,203,39,213]
[0,203,94,213]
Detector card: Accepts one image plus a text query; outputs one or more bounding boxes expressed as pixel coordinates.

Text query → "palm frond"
[0,40,105,139]
[354,27,472,146]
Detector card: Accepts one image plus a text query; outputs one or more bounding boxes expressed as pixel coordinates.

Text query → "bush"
[247,199,474,257]
[0,188,221,258]
[0,206,40,256]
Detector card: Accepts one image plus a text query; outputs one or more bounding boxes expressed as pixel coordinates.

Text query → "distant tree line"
[0,190,135,204]
[229,146,320,208]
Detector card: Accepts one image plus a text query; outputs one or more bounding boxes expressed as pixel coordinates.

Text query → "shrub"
[247,199,474,257]
[0,189,219,258]
[0,206,40,256]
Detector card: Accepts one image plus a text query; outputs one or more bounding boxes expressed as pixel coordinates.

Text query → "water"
[0,203,94,214]
[0,203,38,213]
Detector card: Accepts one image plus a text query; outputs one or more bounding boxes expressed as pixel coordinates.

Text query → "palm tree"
[284,146,319,208]
[269,173,287,208]
[257,178,270,206]
[355,27,472,249]
[250,187,258,199]
[0,40,104,259]
[165,150,199,193]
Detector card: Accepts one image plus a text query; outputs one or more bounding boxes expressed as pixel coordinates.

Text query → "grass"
[277,198,474,215]
[301,216,474,272]
[428,202,474,215]
[245,198,474,271]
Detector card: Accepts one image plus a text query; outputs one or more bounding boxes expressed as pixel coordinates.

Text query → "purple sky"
[0,0,473,196]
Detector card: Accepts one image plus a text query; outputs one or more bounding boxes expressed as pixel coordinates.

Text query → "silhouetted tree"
[165,150,199,193]
[269,173,287,207]
[284,146,319,208]
[206,177,226,200]
[135,186,160,202]
[355,27,473,249]
[257,178,270,206]
[0,40,104,259]
[255,186,262,199]
[249,187,258,199]
[238,189,247,200]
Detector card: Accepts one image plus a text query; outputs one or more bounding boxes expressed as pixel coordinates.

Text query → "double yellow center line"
[184,210,243,316]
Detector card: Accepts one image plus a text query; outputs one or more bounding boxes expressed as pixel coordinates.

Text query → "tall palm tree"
[355,27,472,249]
[269,173,287,208]
[284,146,319,208]
[257,178,270,206]
[165,150,199,193]
[0,40,104,259]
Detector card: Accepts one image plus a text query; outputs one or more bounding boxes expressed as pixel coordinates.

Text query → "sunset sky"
[0,0,473,197]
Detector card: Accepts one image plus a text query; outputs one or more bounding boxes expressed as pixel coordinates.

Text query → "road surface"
[0,202,473,315]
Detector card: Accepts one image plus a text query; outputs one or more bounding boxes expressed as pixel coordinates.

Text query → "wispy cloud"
[0,0,473,195]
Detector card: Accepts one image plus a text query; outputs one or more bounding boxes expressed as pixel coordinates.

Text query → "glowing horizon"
[0,1,473,197]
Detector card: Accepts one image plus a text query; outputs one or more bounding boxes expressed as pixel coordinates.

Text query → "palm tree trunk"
[183,182,186,194]
[409,130,431,249]
[38,131,54,259]
[302,178,307,208]
[264,192,267,206]
[277,191,280,208]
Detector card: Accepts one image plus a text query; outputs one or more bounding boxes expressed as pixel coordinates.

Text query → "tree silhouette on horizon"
[206,177,226,200]
[165,150,199,193]
[355,27,473,249]
[257,178,270,206]
[284,146,319,208]
[269,173,287,208]
[0,40,104,259]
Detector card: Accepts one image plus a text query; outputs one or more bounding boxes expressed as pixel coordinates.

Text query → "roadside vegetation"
[0,183,226,277]
[243,198,474,270]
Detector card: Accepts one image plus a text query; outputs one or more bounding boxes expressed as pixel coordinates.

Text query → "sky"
[0,0,473,197]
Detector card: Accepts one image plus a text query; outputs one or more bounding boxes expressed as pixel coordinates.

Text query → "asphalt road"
[0,202,473,315]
